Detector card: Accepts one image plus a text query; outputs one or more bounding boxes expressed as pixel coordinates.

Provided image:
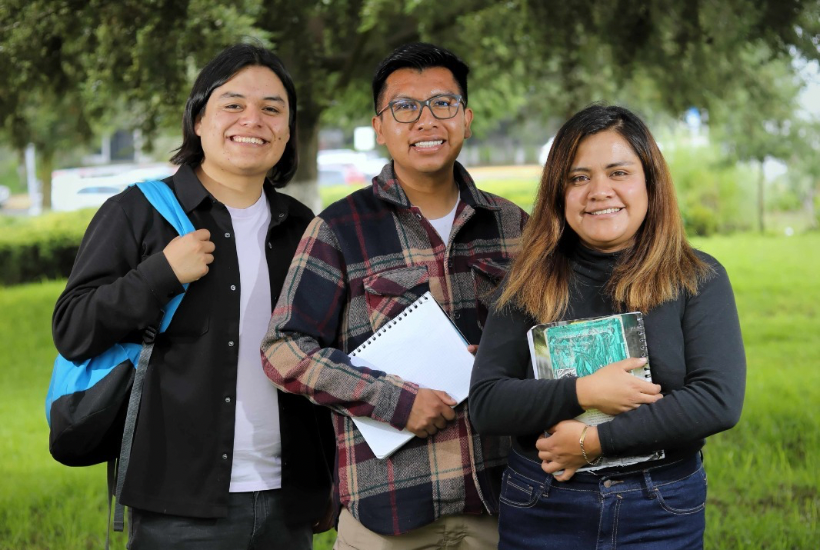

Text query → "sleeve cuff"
[137,251,185,308]
[373,378,419,431]
[596,422,615,456]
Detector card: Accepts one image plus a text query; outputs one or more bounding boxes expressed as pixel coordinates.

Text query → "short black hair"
[372,42,470,113]
[170,43,298,188]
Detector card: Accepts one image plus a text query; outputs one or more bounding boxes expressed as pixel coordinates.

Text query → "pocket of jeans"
[499,467,543,508]
[653,466,708,515]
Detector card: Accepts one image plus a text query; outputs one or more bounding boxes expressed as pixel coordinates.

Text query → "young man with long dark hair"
[53,44,333,549]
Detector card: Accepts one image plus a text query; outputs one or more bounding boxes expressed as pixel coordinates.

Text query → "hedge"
[0,209,95,286]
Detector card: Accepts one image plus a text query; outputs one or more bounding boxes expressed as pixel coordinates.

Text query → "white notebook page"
[349,292,474,459]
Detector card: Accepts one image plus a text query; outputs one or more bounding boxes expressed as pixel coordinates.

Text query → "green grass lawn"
[1,186,817,548]
[690,234,820,549]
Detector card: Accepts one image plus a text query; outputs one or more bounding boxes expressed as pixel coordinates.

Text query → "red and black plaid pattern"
[262,162,528,535]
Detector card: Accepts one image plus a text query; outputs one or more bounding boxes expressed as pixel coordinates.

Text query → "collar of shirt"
[172,164,291,226]
[372,161,502,213]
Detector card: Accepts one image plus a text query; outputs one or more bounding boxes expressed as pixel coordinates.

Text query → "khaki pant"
[333,508,499,550]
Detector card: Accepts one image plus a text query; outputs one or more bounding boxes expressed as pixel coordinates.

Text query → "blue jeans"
[498,450,706,550]
[127,489,313,550]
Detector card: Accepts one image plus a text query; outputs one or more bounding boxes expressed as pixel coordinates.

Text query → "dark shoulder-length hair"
[498,104,711,322]
[170,43,298,187]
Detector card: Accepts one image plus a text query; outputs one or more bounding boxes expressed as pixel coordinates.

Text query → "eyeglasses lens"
[391,95,461,122]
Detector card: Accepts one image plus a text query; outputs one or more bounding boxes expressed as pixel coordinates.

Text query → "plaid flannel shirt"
[261,161,528,535]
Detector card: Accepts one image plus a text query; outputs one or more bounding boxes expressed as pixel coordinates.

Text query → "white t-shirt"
[225,192,282,492]
[428,200,459,242]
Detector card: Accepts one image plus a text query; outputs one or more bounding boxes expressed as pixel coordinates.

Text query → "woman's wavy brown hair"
[497,104,711,322]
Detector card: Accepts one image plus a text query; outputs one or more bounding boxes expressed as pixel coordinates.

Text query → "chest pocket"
[470,257,512,329]
[159,274,211,339]
[362,265,430,332]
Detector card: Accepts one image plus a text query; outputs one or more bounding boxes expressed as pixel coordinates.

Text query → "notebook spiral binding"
[350,294,430,356]
[635,312,651,380]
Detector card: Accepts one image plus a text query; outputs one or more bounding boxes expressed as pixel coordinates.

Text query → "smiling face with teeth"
[194,65,290,187]
[563,130,648,253]
[372,67,473,187]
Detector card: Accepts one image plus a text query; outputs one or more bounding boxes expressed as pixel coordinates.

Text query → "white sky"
[797,59,820,118]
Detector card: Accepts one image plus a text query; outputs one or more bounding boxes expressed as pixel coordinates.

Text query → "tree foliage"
[1,0,819,209]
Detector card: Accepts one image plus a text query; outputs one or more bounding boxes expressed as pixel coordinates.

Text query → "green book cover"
[528,312,651,383]
[527,312,664,470]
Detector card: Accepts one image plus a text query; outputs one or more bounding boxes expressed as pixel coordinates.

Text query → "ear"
[372,114,386,145]
[194,114,203,137]
[463,107,474,139]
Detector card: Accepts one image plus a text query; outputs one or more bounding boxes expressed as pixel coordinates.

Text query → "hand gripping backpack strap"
[108,180,195,541]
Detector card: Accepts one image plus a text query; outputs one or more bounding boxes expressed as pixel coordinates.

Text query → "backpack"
[45,179,195,537]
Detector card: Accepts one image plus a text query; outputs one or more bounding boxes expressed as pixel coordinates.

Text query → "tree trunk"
[38,150,54,211]
[16,149,27,191]
[278,93,322,213]
[757,160,765,233]
[805,180,817,229]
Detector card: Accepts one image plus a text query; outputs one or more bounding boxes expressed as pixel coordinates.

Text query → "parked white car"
[51,164,177,212]
[317,149,388,184]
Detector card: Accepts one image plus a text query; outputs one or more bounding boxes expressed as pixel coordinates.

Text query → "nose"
[239,105,263,126]
[587,173,614,199]
[414,104,439,129]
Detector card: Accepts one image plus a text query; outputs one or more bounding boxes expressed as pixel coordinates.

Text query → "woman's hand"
[575,357,662,415]
[536,420,600,481]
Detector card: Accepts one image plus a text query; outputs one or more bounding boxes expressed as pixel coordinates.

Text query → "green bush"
[0,149,23,194]
[0,209,95,286]
[666,143,755,234]
[683,204,719,236]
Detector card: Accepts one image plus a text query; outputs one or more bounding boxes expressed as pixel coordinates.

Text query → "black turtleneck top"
[469,246,746,466]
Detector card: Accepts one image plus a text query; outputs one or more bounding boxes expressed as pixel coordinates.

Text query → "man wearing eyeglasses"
[261,42,528,549]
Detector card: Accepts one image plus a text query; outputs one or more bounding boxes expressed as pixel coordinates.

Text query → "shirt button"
[268,242,273,249]
[454,313,461,320]
[224,232,231,238]
[603,480,612,488]
[228,341,235,347]
[278,213,285,218]
[416,213,422,220]
[230,285,236,291]
[222,453,228,460]
[225,397,231,403]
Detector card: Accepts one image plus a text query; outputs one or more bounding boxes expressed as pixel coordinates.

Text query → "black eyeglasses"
[376,94,465,123]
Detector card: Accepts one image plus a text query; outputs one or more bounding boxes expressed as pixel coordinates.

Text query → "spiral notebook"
[527,312,664,470]
[348,292,474,459]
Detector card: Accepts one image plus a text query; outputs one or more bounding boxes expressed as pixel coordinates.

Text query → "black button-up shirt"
[53,165,333,519]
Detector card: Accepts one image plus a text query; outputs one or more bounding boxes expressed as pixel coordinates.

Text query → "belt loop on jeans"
[542,470,554,499]
[641,470,657,500]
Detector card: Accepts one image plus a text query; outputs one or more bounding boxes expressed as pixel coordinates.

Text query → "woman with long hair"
[469,104,746,549]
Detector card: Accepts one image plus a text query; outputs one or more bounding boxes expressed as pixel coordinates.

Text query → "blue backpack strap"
[112,180,195,535]
[133,180,195,333]
[134,180,195,236]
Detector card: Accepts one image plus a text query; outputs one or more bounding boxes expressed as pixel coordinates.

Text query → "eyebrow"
[389,90,455,102]
[569,161,636,172]
[218,92,286,104]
